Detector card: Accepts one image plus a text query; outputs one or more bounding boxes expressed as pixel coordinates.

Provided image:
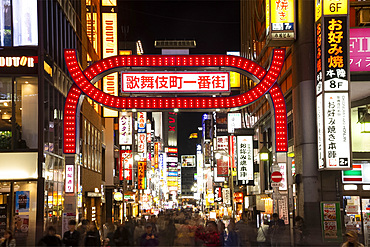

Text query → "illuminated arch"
[64,49,287,153]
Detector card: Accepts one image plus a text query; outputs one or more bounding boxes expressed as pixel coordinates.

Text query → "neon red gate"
[64,49,287,153]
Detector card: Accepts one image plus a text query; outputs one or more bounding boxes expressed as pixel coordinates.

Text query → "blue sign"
[15,191,30,213]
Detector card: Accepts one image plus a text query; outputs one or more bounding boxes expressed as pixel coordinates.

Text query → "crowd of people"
[0,210,366,246]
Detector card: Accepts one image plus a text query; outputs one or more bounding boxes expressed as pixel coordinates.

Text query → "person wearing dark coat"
[63,220,81,247]
[38,226,62,246]
[140,224,159,247]
[268,213,286,247]
[113,224,130,246]
[84,221,101,247]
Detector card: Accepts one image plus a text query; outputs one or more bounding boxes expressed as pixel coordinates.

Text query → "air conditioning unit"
[359,8,370,25]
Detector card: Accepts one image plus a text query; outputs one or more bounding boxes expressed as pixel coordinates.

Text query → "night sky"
[117,0,240,155]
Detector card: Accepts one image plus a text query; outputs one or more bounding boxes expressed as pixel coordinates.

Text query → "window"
[0,0,11,46]
[12,0,38,46]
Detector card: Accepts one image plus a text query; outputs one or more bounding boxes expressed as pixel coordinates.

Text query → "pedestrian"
[0,230,16,247]
[84,221,101,247]
[195,221,221,247]
[256,219,270,247]
[165,219,176,246]
[235,214,255,246]
[38,226,62,246]
[140,223,159,246]
[225,219,238,247]
[342,231,364,247]
[78,219,90,246]
[294,216,305,246]
[217,220,225,247]
[268,213,286,247]
[63,219,81,247]
[113,223,130,246]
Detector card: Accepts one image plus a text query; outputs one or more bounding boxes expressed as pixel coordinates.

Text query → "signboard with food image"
[321,201,343,243]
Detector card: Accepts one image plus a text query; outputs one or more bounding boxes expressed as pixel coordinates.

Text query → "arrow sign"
[271,171,283,183]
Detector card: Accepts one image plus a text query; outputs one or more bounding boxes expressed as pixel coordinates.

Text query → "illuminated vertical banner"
[229,135,236,169]
[138,133,147,153]
[119,112,132,145]
[315,0,351,170]
[237,136,254,181]
[266,0,295,45]
[65,165,74,193]
[154,142,159,169]
[138,161,146,190]
[102,10,118,117]
[120,150,132,181]
[137,112,146,133]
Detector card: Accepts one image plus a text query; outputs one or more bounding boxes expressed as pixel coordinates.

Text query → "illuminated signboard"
[137,112,146,133]
[216,136,228,151]
[266,0,295,45]
[154,142,159,169]
[119,112,132,145]
[181,155,196,167]
[138,133,147,153]
[120,150,132,181]
[138,161,146,190]
[121,72,230,93]
[237,136,253,181]
[214,186,223,203]
[315,4,351,170]
[217,159,229,177]
[349,28,370,72]
[102,12,118,117]
[63,49,288,154]
[228,113,242,133]
[65,165,74,193]
[316,0,322,22]
[0,56,36,67]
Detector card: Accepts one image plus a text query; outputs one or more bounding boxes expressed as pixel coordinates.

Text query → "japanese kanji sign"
[122,72,229,93]
[315,2,351,170]
[119,112,132,145]
[214,186,223,203]
[349,28,370,72]
[138,161,146,190]
[65,165,74,193]
[237,135,253,181]
[217,158,229,177]
[120,150,133,181]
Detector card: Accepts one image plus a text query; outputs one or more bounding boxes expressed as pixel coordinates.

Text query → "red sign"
[120,150,132,181]
[138,161,146,190]
[217,159,229,177]
[271,171,283,183]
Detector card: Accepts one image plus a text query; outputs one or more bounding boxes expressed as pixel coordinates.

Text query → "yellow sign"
[316,0,322,22]
[271,0,295,24]
[102,12,118,117]
[102,0,116,6]
[323,0,348,15]
[230,71,240,88]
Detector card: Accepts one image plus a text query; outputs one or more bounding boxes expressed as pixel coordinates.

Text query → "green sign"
[320,201,343,243]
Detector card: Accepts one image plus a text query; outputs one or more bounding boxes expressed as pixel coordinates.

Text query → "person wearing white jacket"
[257,220,270,247]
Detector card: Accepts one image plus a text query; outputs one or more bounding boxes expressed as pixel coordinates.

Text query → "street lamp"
[259,145,270,161]
[358,107,370,133]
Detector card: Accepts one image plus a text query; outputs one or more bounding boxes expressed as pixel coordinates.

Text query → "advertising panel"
[237,136,253,181]
[0,204,6,236]
[321,201,342,243]
[323,0,347,16]
[214,186,223,203]
[342,162,370,183]
[102,12,118,117]
[154,142,159,169]
[120,150,132,181]
[324,93,350,169]
[15,191,29,213]
[119,112,132,145]
[138,133,147,153]
[266,0,295,42]
[65,165,74,193]
[138,161,146,190]
[121,72,230,93]
[317,94,324,169]
[222,188,231,205]
[349,28,370,72]
[216,136,228,152]
[181,155,196,167]
[137,112,147,133]
[227,113,242,133]
[217,159,229,177]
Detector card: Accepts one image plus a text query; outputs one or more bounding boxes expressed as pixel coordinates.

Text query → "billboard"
[228,113,241,133]
[65,165,74,193]
[181,155,196,167]
[119,112,132,145]
[349,28,370,72]
[121,72,230,93]
[138,161,146,190]
[237,136,254,181]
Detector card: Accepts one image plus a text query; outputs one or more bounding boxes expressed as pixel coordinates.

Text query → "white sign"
[65,165,74,193]
[119,112,132,145]
[216,136,228,151]
[121,72,229,93]
[271,182,282,187]
[324,78,348,92]
[317,94,325,169]
[278,163,287,190]
[137,112,146,133]
[228,113,242,133]
[222,188,231,205]
[237,136,254,181]
[324,93,351,169]
[138,133,147,153]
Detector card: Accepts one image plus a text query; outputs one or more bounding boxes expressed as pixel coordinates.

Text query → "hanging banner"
[222,188,231,205]
[138,133,147,153]
[119,112,132,145]
[120,150,132,181]
[237,135,254,181]
[65,165,74,193]
[217,159,229,177]
[154,142,159,169]
[138,161,146,190]
[137,112,146,133]
[321,201,343,243]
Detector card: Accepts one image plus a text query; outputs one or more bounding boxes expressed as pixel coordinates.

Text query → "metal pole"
[287,155,294,246]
